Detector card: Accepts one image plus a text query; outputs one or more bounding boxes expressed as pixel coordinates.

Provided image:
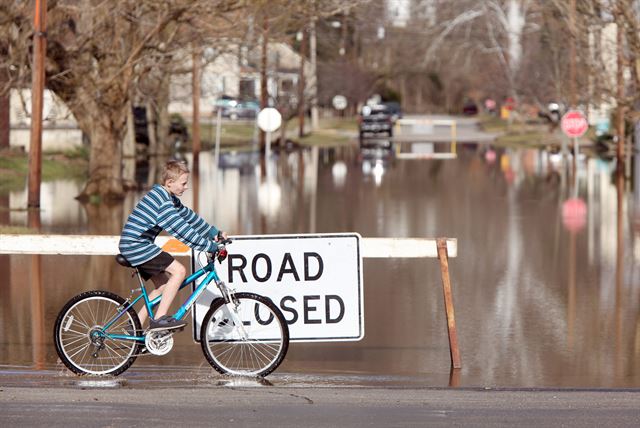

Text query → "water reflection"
[28,211,45,370]
[1,143,639,387]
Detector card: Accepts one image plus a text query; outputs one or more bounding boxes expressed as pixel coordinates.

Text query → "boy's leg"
[136,273,169,327]
[154,259,186,319]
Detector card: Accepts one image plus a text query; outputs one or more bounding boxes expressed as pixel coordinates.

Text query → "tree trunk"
[616,8,625,170]
[122,101,136,188]
[298,27,307,138]
[309,18,319,131]
[192,49,201,162]
[0,90,9,150]
[0,71,9,149]
[260,15,269,148]
[156,75,171,154]
[146,100,158,155]
[506,0,525,74]
[280,118,288,146]
[76,111,126,201]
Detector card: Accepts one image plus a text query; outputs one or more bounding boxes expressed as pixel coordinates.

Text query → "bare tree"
[0,0,242,201]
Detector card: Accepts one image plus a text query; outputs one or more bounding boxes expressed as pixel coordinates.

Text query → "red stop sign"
[561,110,589,138]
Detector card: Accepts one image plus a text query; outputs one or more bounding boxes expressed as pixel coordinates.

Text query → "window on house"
[239,79,256,99]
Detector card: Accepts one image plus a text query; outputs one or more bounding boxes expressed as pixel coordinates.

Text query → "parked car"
[214,95,237,113]
[382,101,403,123]
[358,104,394,138]
[537,102,565,123]
[226,100,260,120]
[462,101,478,115]
[215,97,260,120]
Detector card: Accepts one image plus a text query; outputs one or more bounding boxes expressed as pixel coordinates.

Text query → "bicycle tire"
[53,290,142,376]
[200,292,289,377]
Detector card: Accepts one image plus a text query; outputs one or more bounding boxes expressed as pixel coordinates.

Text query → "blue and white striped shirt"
[118,184,219,266]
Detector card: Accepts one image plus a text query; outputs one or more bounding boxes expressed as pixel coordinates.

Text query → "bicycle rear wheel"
[200,292,289,377]
[53,290,141,376]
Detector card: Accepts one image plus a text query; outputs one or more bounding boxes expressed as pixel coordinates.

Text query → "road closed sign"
[191,233,364,342]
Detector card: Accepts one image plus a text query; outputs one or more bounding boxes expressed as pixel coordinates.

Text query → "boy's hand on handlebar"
[210,230,232,263]
[214,230,232,246]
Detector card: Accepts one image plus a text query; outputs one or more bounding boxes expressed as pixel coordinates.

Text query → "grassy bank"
[0,147,88,194]
[478,115,563,148]
[189,117,357,149]
[299,117,356,147]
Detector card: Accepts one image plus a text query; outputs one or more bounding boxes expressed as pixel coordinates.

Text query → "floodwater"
[1,140,639,389]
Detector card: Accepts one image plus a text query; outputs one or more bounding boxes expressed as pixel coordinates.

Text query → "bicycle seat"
[115,254,133,268]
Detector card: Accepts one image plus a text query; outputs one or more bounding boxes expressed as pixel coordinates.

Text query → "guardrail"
[0,234,461,369]
[394,118,458,160]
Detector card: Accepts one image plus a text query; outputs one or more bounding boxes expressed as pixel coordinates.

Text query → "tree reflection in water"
[0,147,639,387]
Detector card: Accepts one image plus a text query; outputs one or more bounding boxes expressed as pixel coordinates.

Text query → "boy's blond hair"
[161,160,190,184]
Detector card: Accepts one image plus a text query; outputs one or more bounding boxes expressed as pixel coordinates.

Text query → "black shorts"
[138,252,175,281]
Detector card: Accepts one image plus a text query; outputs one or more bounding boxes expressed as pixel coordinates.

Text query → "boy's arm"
[173,198,220,239]
[158,202,218,253]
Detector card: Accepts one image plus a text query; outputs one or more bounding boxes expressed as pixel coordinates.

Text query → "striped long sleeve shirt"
[118,184,219,266]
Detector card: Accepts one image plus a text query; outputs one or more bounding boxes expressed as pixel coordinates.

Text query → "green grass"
[0,150,87,194]
[319,117,358,132]
[299,130,353,147]
[189,122,257,148]
[0,225,35,234]
[494,131,558,148]
[190,118,357,149]
[478,114,566,148]
[478,115,508,132]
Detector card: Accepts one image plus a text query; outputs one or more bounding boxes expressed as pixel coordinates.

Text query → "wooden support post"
[437,237,461,369]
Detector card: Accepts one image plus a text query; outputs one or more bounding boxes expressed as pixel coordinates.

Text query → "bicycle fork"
[218,281,249,340]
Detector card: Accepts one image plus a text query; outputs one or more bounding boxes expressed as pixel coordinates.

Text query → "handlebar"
[208,236,232,263]
[217,238,233,246]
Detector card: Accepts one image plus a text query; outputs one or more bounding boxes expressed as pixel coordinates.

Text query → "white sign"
[192,233,364,342]
[257,107,282,132]
[332,95,348,110]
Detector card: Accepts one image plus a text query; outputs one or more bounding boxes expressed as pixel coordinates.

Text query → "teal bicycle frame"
[102,254,221,343]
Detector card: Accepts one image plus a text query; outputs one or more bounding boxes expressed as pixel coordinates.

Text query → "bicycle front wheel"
[200,292,289,377]
[53,290,141,376]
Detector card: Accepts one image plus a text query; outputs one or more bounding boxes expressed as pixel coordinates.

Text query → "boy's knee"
[168,261,186,280]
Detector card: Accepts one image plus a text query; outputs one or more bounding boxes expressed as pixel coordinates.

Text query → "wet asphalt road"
[1,385,639,427]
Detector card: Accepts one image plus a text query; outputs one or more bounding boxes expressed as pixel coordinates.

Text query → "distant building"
[168,42,313,118]
[587,21,618,135]
[387,0,410,28]
[8,40,311,152]
[8,89,82,152]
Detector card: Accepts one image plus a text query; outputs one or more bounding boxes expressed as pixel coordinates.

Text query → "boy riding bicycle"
[118,159,226,332]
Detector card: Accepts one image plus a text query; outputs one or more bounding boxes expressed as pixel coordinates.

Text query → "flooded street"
[1,143,639,388]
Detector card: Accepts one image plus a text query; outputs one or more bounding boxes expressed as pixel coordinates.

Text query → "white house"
[9,89,83,152]
[168,42,314,118]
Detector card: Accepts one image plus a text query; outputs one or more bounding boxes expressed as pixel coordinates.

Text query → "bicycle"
[53,238,290,377]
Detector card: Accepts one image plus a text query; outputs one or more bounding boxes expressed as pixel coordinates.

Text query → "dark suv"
[358,104,394,140]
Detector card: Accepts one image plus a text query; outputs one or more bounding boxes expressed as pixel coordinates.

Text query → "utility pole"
[569,0,577,176]
[615,3,626,171]
[297,27,307,138]
[260,13,269,148]
[192,49,201,164]
[569,0,577,108]
[28,0,47,209]
[309,17,319,131]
